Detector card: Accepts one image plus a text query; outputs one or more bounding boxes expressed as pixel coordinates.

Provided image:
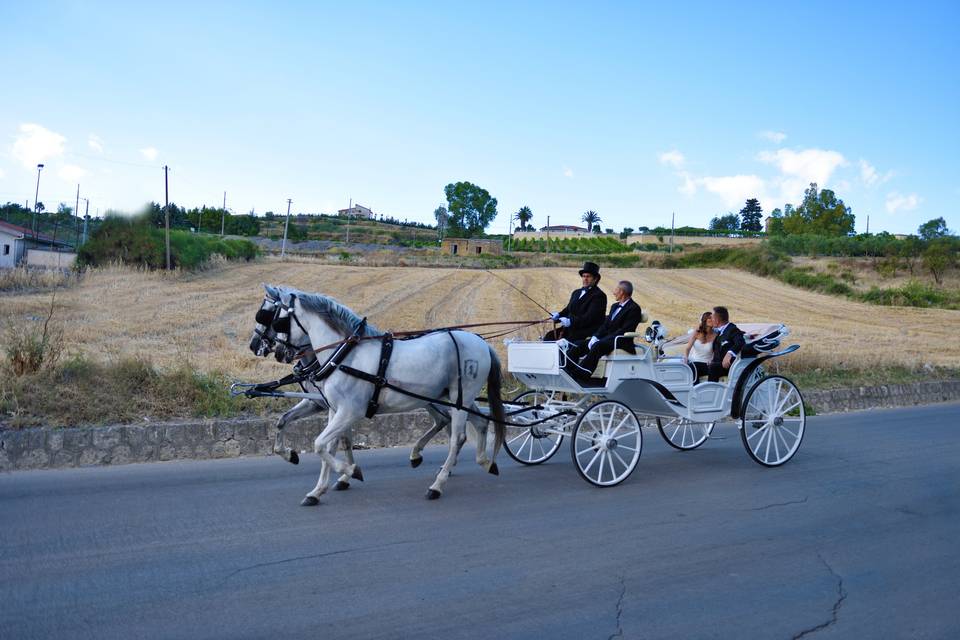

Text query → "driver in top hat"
[543,261,608,342]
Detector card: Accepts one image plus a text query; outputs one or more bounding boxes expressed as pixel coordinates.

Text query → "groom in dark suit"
[708,305,746,382]
[543,261,607,342]
[564,280,643,379]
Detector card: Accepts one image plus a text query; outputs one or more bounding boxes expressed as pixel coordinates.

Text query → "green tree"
[581,210,601,232]
[514,205,533,231]
[767,207,785,235]
[709,213,740,232]
[443,181,498,237]
[739,198,763,232]
[922,238,956,285]
[620,227,634,239]
[917,217,951,240]
[783,183,855,236]
[434,205,449,241]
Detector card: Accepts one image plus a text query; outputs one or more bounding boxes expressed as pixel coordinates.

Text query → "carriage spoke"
[581,448,603,476]
[771,426,781,462]
[746,424,768,441]
[611,448,630,470]
[763,423,773,462]
[775,426,792,452]
[606,451,618,481]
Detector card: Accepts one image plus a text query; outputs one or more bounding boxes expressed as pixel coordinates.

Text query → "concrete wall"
[26,249,76,269]
[2,380,958,472]
[511,231,763,247]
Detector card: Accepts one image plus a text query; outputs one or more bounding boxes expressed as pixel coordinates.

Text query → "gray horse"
[249,285,505,503]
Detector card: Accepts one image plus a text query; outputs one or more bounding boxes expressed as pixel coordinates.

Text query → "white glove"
[588,336,599,349]
[559,317,571,328]
[550,312,560,321]
[556,338,569,349]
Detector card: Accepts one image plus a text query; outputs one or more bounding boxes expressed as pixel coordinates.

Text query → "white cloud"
[562,167,574,178]
[658,150,685,168]
[677,171,696,196]
[885,192,921,213]
[58,164,88,182]
[12,123,66,169]
[758,148,846,202]
[140,147,158,161]
[859,159,893,187]
[0,168,5,179]
[759,130,787,144]
[88,134,103,153]
[698,174,766,208]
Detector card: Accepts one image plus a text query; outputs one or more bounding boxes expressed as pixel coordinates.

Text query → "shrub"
[3,293,63,375]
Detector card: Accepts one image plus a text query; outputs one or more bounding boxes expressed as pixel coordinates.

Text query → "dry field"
[2,259,959,383]
[792,255,960,291]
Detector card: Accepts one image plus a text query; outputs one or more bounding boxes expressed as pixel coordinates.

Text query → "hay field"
[2,259,958,382]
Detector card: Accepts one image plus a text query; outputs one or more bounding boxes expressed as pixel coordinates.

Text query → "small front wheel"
[504,390,564,465]
[657,417,714,450]
[740,375,805,466]
[571,400,642,487]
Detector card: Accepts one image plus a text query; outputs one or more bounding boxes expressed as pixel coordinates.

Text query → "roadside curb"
[2,380,959,472]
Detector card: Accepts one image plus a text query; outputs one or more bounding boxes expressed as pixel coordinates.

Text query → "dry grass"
[0,266,79,292]
[1,260,958,382]
[793,255,960,292]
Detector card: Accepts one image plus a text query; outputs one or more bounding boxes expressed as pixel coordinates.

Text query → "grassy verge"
[0,356,286,429]
[784,364,960,390]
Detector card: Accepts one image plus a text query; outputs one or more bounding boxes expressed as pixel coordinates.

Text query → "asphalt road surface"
[2,403,959,639]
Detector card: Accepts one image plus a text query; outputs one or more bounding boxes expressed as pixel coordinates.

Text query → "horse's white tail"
[486,345,506,462]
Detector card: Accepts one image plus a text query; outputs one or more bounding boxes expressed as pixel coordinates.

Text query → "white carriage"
[501,322,805,487]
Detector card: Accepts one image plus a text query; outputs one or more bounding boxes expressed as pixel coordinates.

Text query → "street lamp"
[32,163,44,237]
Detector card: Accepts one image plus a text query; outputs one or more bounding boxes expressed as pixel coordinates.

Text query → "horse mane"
[279,287,383,338]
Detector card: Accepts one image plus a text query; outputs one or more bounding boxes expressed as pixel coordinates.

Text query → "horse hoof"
[288,450,299,465]
[488,462,500,476]
[351,467,364,482]
[300,496,319,507]
[425,489,442,500]
[335,480,350,491]
[410,456,423,468]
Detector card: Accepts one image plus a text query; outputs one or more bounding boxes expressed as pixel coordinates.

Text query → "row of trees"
[147,202,260,236]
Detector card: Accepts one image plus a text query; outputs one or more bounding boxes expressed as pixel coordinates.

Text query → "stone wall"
[2,380,959,472]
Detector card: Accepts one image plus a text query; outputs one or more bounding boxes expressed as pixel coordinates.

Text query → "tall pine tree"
[739,198,763,232]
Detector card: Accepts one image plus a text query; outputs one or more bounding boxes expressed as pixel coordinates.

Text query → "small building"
[440,237,503,256]
[0,220,74,269]
[338,204,375,219]
[540,224,589,234]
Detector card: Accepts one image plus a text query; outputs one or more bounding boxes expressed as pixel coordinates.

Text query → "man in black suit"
[543,261,607,342]
[564,280,643,379]
[708,305,746,382]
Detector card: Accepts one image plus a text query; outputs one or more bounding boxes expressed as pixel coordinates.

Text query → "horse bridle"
[254,295,311,360]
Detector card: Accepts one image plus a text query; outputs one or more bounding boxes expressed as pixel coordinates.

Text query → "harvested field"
[2,260,959,384]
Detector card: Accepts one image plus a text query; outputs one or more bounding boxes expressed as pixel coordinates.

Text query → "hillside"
[3,261,958,380]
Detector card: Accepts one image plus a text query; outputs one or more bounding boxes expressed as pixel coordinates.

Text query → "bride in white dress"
[683,311,717,380]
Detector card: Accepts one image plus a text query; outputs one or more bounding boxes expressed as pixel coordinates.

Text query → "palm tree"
[514,206,533,231]
[581,210,601,232]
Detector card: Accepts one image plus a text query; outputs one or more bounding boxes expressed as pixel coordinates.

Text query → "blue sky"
[1,1,956,234]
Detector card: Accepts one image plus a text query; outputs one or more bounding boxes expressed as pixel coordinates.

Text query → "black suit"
[565,298,643,377]
[543,285,608,342]
[708,322,745,382]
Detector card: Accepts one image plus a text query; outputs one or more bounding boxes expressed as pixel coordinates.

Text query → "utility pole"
[75,184,81,248]
[670,211,675,254]
[32,163,44,237]
[221,191,226,236]
[346,198,351,244]
[281,198,292,258]
[866,215,870,235]
[80,199,90,245]
[164,165,171,270]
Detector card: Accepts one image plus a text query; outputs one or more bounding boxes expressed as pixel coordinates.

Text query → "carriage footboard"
[608,378,688,419]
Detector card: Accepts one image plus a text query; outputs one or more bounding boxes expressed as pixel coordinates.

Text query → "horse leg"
[334,434,360,491]
[469,409,497,475]
[411,406,448,469]
[274,399,323,465]
[426,410,466,500]
[301,411,359,506]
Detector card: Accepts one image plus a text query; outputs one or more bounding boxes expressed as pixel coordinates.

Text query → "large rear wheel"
[571,400,642,487]
[503,390,565,465]
[740,375,805,466]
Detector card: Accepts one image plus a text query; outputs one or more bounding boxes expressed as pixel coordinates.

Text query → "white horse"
[248,287,490,490]
[250,285,506,504]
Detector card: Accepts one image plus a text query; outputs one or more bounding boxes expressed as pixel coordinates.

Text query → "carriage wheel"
[571,400,642,487]
[503,390,565,465]
[740,375,805,467]
[656,417,715,450]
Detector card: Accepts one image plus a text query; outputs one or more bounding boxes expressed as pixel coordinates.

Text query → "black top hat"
[578,261,601,280]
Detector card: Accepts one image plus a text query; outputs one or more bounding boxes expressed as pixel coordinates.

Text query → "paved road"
[2,403,959,639]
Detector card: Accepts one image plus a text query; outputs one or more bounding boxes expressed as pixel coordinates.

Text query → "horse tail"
[486,345,506,461]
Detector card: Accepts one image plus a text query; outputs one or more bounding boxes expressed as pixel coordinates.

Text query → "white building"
[337,204,375,219]
[0,220,74,269]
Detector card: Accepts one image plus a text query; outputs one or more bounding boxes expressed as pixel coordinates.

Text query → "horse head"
[249,284,285,358]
